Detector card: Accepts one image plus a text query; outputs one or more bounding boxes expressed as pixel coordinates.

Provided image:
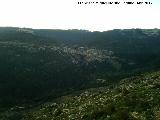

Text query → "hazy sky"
[0,0,160,31]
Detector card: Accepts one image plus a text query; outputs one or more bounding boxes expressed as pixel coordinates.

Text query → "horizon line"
[0,26,159,32]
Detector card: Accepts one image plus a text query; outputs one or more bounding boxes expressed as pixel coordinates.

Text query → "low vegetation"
[23,71,160,120]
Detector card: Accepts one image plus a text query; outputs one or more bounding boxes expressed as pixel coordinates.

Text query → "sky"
[0,0,160,31]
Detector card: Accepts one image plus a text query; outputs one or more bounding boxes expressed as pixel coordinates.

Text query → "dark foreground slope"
[23,71,160,120]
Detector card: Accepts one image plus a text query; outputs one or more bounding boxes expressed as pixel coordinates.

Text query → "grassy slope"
[23,71,160,120]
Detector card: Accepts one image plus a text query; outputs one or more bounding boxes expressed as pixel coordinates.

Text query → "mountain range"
[0,27,160,120]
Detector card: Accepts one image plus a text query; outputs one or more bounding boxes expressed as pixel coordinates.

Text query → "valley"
[0,27,160,119]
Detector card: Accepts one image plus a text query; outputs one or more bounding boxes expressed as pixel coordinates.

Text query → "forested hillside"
[0,27,160,119]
